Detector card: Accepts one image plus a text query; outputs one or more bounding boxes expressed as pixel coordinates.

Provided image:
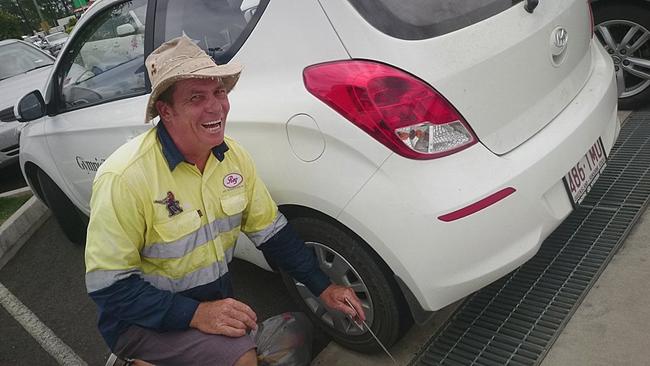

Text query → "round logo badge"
[224,173,243,188]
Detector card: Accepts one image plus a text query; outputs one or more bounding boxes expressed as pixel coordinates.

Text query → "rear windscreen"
[348,0,523,40]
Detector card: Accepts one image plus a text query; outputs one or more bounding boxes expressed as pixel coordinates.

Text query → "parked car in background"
[592,0,650,109]
[0,40,54,168]
[43,32,70,57]
[9,0,620,353]
[22,35,45,49]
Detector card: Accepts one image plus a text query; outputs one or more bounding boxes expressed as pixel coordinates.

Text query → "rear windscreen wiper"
[525,0,539,13]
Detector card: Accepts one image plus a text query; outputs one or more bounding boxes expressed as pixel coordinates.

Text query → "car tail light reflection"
[587,0,594,38]
[303,60,478,160]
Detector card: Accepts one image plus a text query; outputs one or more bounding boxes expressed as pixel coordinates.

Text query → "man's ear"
[156,100,172,122]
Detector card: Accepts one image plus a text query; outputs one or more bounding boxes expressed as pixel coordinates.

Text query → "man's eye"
[190,95,202,102]
[215,89,227,97]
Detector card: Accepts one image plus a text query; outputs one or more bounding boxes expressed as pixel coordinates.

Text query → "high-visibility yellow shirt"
[85,125,285,294]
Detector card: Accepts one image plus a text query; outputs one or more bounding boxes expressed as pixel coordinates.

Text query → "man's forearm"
[258,223,331,296]
[88,274,199,331]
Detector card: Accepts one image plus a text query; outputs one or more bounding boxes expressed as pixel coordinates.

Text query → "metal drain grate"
[411,112,650,366]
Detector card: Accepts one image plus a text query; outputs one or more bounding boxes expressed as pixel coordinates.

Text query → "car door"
[44,0,151,213]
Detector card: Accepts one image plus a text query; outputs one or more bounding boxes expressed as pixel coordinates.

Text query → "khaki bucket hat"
[144,35,243,123]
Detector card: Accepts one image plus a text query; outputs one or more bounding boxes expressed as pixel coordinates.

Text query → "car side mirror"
[15,90,46,122]
[116,23,136,37]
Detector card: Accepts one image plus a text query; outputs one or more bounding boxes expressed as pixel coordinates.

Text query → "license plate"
[563,138,607,205]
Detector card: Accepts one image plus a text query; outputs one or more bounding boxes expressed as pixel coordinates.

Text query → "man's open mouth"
[201,120,222,133]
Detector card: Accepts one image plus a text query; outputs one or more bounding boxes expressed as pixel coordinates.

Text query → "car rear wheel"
[593,1,650,110]
[37,169,87,245]
[281,217,411,353]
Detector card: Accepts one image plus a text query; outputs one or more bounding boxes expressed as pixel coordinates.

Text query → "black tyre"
[593,0,650,110]
[37,169,87,245]
[281,217,411,354]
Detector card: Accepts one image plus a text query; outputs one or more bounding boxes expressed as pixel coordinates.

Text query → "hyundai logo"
[554,28,569,49]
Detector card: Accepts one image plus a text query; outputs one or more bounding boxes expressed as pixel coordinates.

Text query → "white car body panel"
[43,95,150,212]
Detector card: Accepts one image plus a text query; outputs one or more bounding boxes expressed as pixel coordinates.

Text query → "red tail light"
[303,60,478,160]
[587,1,594,38]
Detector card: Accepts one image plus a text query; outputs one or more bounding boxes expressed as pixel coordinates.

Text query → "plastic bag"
[250,312,313,366]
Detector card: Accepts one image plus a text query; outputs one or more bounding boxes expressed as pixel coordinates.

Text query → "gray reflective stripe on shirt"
[86,268,142,293]
[142,247,235,292]
[246,212,288,247]
[142,214,242,259]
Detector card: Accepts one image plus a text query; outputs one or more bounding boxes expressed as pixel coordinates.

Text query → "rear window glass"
[348,0,523,40]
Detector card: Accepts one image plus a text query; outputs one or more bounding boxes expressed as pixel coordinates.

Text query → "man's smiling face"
[158,78,230,153]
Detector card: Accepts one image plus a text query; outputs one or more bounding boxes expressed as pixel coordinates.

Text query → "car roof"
[0,39,20,47]
[0,39,55,59]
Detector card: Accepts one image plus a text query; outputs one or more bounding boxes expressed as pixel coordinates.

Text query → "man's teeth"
[202,121,222,131]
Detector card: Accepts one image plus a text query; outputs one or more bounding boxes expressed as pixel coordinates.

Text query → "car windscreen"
[348,0,523,40]
[0,43,53,81]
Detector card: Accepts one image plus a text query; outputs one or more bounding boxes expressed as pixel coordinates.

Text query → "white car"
[13,0,619,352]
[0,39,54,168]
[43,32,70,57]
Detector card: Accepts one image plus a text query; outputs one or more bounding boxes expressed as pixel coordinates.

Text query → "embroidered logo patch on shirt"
[224,173,243,188]
[154,191,183,217]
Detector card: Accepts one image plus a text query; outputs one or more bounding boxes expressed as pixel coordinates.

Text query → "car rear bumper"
[339,40,620,311]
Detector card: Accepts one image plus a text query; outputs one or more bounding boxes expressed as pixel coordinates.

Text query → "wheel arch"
[278,204,430,324]
[23,162,47,206]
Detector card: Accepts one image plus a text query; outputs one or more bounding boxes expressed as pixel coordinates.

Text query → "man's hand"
[189,298,257,337]
[319,284,366,322]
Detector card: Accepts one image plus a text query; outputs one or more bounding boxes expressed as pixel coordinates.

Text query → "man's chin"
[203,135,225,148]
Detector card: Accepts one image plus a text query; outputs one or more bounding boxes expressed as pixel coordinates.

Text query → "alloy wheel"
[292,241,374,335]
[596,20,650,99]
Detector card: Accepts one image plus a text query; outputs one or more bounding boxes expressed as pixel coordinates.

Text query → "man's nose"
[205,95,224,113]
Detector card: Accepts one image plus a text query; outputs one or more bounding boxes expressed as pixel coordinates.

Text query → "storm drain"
[410,111,650,366]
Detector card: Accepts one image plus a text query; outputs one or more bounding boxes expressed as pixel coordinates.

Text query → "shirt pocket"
[153,210,202,243]
[220,192,248,216]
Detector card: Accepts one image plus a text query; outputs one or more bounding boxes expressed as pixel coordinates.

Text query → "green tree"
[0,0,72,34]
[0,10,22,40]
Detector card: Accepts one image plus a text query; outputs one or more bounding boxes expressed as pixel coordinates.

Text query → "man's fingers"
[233,301,258,324]
[222,316,248,331]
[346,291,366,321]
[339,288,366,321]
[226,298,258,323]
[218,325,247,337]
[225,307,257,330]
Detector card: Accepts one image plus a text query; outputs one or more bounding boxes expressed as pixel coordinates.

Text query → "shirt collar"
[156,122,229,171]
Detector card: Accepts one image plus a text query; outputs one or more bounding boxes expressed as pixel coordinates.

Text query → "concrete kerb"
[0,186,31,199]
[0,189,51,271]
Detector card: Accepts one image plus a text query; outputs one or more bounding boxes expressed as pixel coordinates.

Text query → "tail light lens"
[303,60,477,160]
[587,1,594,38]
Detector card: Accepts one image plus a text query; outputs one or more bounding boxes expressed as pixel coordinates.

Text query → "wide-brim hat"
[144,35,243,123]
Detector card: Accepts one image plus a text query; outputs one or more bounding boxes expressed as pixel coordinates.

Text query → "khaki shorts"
[114,312,313,366]
[114,325,256,366]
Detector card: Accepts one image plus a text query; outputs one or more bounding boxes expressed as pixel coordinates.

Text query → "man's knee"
[234,349,257,366]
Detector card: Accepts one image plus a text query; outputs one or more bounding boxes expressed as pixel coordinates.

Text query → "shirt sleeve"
[84,172,199,335]
[258,223,331,296]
